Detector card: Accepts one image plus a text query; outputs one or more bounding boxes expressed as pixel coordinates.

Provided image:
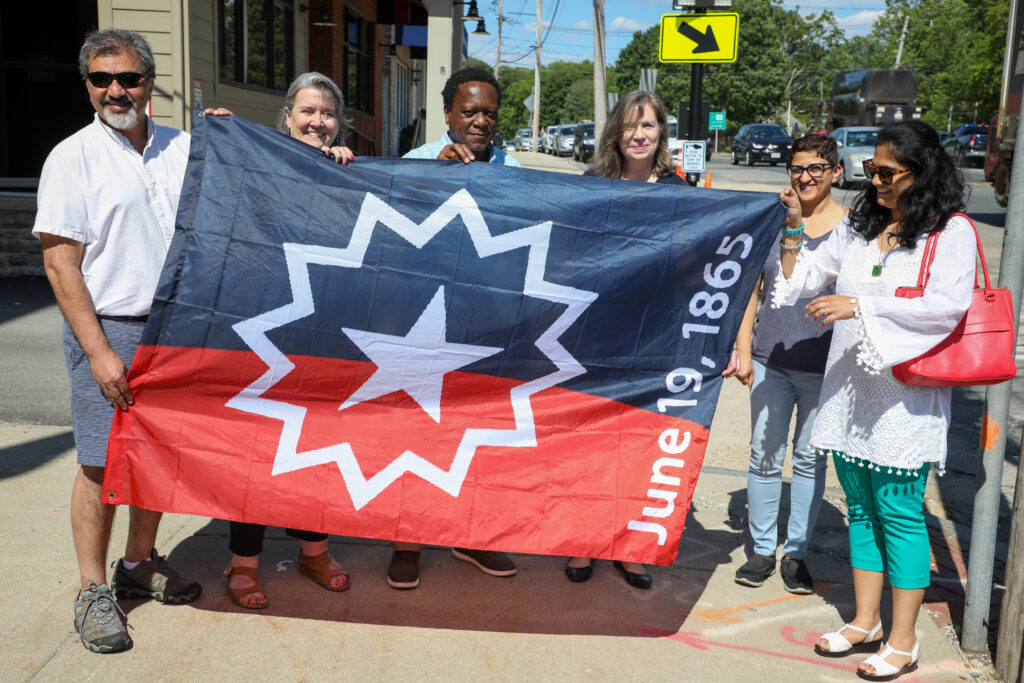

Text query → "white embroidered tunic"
[772,214,976,473]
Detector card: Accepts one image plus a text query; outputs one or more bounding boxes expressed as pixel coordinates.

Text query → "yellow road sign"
[659,13,739,63]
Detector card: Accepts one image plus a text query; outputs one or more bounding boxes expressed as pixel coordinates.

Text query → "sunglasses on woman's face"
[786,163,835,179]
[862,159,912,185]
[86,71,148,88]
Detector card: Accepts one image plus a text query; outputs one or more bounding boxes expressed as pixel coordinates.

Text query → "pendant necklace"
[872,230,898,277]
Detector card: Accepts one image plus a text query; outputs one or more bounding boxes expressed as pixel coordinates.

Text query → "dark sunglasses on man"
[786,163,835,179]
[86,71,149,88]
[862,159,912,185]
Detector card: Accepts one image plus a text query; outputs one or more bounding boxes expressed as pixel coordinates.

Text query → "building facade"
[1,0,471,275]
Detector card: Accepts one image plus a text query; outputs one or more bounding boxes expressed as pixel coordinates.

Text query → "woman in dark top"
[566,90,683,590]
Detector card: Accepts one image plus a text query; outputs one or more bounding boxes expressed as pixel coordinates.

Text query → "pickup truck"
[943,123,989,168]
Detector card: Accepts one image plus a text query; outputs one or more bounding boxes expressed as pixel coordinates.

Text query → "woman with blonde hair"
[564,90,685,590]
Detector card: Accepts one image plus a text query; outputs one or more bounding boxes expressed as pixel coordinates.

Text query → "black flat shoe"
[613,560,652,589]
[564,559,593,583]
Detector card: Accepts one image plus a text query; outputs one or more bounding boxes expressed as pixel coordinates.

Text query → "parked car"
[943,123,990,168]
[514,128,534,152]
[541,125,558,154]
[553,124,576,157]
[492,132,505,151]
[731,124,792,166]
[573,122,596,162]
[829,126,880,189]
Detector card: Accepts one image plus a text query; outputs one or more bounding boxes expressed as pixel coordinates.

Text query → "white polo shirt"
[33,114,190,316]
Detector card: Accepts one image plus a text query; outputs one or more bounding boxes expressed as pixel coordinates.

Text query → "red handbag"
[892,213,1018,387]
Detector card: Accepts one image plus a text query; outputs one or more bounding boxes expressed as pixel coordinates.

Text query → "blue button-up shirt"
[403,132,521,167]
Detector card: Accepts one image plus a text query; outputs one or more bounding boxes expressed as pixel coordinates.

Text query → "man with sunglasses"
[32,29,200,654]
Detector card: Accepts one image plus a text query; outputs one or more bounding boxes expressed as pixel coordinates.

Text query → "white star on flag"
[339,285,503,422]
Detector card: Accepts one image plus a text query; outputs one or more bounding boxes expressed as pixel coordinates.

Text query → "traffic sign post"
[658,13,739,63]
[681,141,706,173]
[709,111,725,156]
[660,8,739,185]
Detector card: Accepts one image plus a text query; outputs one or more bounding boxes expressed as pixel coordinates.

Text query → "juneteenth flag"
[103,113,784,565]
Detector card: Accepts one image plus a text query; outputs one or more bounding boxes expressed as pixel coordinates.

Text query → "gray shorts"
[62,317,146,467]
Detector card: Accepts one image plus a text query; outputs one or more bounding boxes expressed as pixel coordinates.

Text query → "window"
[221,0,294,91]
[344,9,373,113]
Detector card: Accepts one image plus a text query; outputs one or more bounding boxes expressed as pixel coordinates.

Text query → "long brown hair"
[589,91,674,179]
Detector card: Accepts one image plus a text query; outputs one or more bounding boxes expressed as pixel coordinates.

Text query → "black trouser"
[228,521,327,557]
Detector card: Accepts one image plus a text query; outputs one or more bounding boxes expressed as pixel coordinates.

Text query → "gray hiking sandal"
[74,582,132,653]
[111,548,202,604]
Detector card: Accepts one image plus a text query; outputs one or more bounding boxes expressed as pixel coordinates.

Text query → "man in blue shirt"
[404,67,520,167]
[391,68,520,590]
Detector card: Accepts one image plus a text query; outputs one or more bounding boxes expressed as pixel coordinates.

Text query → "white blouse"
[772,214,976,473]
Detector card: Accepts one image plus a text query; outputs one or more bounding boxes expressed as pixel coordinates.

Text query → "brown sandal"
[224,564,268,609]
[297,551,350,592]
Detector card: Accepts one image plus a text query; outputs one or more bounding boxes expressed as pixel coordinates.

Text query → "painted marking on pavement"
[692,583,830,623]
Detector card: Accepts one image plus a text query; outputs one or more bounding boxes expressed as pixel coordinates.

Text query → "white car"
[830,126,880,189]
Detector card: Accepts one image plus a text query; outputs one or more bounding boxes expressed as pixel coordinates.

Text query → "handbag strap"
[914,212,988,291]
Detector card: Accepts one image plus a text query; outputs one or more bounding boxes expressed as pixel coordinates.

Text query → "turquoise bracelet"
[782,221,805,237]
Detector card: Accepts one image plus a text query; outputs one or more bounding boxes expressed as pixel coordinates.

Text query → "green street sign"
[709,112,726,130]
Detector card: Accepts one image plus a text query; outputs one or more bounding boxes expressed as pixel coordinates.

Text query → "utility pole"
[894,15,909,68]
[495,0,503,80]
[531,0,542,153]
[593,0,607,141]
[972,0,1024,667]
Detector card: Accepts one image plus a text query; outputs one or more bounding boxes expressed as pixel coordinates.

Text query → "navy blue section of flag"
[149,113,783,428]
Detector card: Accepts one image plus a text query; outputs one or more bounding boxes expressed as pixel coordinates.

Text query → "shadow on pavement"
[138,510,744,637]
[0,276,55,325]
[0,429,74,480]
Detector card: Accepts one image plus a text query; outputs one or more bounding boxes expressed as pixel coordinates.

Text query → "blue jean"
[746,360,827,558]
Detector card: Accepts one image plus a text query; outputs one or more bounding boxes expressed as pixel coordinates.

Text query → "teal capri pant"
[832,452,931,589]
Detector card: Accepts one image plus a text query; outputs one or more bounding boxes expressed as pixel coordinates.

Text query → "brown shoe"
[452,548,517,577]
[223,564,267,610]
[297,551,350,592]
[111,548,201,604]
[387,550,421,589]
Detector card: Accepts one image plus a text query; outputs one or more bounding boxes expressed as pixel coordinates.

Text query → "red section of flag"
[105,345,708,565]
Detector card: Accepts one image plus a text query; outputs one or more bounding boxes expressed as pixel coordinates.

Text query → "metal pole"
[683,6,707,187]
[592,0,607,142]
[894,15,909,69]
[962,95,1024,653]
[531,0,541,154]
[684,62,702,187]
[495,0,503,80]
[997,426,1024,681]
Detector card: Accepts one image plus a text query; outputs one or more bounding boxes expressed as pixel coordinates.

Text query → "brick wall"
[0,196,41,277]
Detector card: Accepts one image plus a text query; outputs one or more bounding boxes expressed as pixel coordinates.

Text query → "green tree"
[562,78,595,122]
[499,78,533,140]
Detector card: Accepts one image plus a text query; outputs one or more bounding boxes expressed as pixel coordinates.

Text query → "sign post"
[709,111,725,155]
[660,4,737,185]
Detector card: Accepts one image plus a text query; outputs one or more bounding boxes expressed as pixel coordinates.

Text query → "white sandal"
[857,640,920,681]
[813,621,883,658]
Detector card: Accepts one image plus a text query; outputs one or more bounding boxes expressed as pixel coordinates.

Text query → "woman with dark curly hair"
[563,90,684,591]
[774,120,976,680]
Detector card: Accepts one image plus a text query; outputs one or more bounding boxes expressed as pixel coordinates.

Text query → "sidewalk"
[0,422,993,681]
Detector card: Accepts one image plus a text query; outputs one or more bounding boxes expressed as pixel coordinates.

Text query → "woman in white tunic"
[775,120,975,680]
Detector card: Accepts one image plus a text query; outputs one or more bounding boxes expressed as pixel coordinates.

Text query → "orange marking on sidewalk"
[981,412,1001,450]
[693,584,830,623]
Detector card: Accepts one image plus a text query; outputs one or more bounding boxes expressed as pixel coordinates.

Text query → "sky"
[465,0,888,69]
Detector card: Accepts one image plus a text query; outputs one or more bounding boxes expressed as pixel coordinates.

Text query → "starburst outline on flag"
[226,188,598,510]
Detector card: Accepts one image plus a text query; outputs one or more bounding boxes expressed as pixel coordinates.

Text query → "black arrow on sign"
[677,21,719,53]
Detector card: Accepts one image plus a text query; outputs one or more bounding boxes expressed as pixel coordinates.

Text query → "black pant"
[228,521,327,557]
